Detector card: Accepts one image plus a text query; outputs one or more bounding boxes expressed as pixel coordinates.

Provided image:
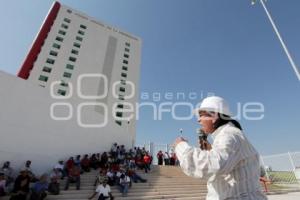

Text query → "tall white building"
[0,1,141,174]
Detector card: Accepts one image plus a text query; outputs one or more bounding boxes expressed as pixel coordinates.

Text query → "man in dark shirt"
[10,170,31,200]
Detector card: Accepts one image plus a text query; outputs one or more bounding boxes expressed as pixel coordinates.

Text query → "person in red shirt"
[143,152,151,173]
[156,151,164,165]
[64,165,80,190]
[65,157,74,175]
[170,153,177,165]
[111,163,120,173]
[81,154,91,172]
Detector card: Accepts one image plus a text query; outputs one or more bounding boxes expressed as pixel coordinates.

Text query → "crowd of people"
[156,150,179,166]
[0,143,152,200]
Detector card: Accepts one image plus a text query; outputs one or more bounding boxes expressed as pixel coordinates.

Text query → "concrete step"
[57,187,207,195]
[79,177,197,181]
[46,189,206,199]
[46,192,206,200]
[0,166,208,200]
[65,180,205,186]
[59,181,206,189]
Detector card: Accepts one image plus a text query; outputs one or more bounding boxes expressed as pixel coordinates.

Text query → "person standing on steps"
[173,96,268,200]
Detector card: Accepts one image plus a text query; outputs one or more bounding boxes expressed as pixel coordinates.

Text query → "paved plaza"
[268,192,300,200]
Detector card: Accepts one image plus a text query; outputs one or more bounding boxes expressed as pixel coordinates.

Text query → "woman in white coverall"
[174,96,268,200]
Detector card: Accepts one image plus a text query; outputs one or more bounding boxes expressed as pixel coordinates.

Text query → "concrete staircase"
[1,165,207,200]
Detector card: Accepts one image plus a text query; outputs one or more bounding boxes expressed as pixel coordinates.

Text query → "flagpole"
[259,0,300,81]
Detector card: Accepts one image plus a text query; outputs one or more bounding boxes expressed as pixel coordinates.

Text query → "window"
[61,23,68,29]
[66,64,74,70]
[42,66,52,73]
[58,30,66,35]
[119,87,125,92]
[49,50,58,56]
[115,120,122,126]
[73,42,81,48]
[80,24,87,29]
[125,48,130,52]
[121,80,126,85]
[125,42,130,47]
[116,112,123,117]
[60,82,68,87]
[124,54,129,58]
[63,72,72,78]
[71,49,79,55]
[78,30,85,35]
[57,89,66,96]
[69,57,76,62]
[123,60,128,64]
[117,104,124,109]
[46,58,55,64]
[55,36,63,42]
[121,73,127,78]
[122,66,128,71]
[76,36,83,42]
[39,75,48,82]
[119,95,125,100]
[64,18,71,23]
[52,43,61,49]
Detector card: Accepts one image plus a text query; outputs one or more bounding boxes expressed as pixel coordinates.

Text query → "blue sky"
[0,0,299,155]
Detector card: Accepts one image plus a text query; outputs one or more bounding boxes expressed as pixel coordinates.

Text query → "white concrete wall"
[0,70,135,175]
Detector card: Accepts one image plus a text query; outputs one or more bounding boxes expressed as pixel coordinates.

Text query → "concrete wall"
[0,71,135,175]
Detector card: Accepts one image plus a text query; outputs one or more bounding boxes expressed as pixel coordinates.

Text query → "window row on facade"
[38,18,72,86]
[38,18,88,96]
[57,24,86,96]
[115,42,131,126]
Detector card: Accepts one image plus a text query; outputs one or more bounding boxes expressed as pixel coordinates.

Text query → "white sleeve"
[95,185,100,193]
[175,134,241,179]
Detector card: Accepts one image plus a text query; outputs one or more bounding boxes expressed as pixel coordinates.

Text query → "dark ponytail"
[213,113,242,130]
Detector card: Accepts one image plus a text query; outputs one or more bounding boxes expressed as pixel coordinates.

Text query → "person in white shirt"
[54,161,64,171]
[88,181,114,200]
[111,143,118,157]
[174,96,268,200]
[164,152,170,165]
[119,173,131,197]
[106,169,115,186]
[54,160,65,179]
[1,161,14,188]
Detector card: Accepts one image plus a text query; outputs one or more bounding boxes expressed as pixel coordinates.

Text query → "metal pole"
[259,0,300,81]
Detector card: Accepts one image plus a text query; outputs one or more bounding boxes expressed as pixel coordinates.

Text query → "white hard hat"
[198,96,231,116]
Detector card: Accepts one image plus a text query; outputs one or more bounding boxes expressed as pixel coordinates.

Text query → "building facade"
[0,1,141,174]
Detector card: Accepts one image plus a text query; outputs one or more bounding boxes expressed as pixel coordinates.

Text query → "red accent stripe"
[17,2,61,79]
